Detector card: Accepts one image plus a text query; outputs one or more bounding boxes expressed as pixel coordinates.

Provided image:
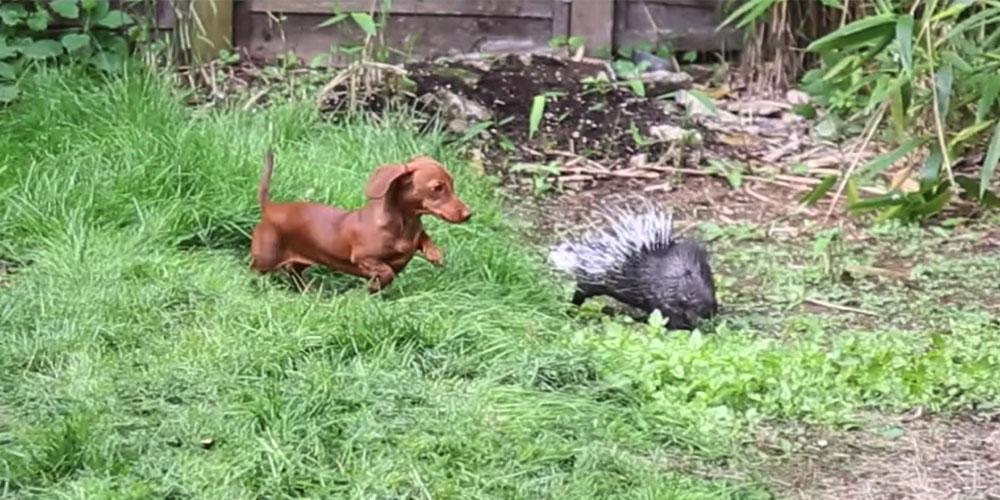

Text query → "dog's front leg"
[417,231,444,267]
[354,257,397,293]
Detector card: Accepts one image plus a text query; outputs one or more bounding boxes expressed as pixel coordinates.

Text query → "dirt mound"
[405,54,680,165]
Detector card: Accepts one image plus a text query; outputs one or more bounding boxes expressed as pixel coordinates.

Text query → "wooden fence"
[157,0,741,63]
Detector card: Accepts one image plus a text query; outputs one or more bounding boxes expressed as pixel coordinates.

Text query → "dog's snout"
[459,207,472,221]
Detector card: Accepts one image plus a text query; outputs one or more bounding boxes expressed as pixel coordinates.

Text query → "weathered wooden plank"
[628,0,726,7]
[241,12,555,62]
[551,0,570,38]
[570,0,614,55]
[249,0,554,19]
[613,0,740,52]
[190,0,234,62]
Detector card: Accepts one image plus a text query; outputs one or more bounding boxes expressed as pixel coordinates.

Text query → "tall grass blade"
[982,120,1000,198]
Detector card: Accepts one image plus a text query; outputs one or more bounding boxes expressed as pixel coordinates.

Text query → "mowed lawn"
[0,69,763,498]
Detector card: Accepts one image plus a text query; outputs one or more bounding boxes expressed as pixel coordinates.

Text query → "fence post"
[190,0,233,62]
[569,0,614,55]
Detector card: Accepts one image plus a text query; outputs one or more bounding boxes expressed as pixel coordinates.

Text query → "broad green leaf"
[859,137,926,182]
[0,4,27,26]
[806,14,896,53]
[21,40,64,59]
[0,61,14,80]
[89,50,124,73]
[977,76,1000,123]
[982,121,1000,199]
[82,0,110,18]
[948,121,992,151]
[529,94,545,139]
[350,12,376,37]
[51,0,81,19]
[97,9,132,28]
[0,43,16,59]
[800,175,838,205]
[934,66,953,121]
[628,79,645,97]
[895,15,913,73]
[61,33,90,52]
[317,13,347,28]
[0,84,18,103]
[26,9,51,31]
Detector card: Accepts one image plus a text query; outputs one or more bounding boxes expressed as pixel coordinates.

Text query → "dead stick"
[804,298,879,317]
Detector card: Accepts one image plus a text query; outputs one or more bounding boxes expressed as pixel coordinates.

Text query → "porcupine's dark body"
[550,207,718,330]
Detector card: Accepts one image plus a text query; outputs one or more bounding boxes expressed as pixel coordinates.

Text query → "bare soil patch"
[760,414,1000,500]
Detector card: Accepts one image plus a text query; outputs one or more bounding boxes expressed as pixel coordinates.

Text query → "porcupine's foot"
[571,288,591,306]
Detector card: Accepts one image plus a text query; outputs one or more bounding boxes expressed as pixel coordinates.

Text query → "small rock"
[724,99,790,117]
[649,124,702,146]
[433,89,492,129]
[199,436,215,449]
[632,51,671,72]
[629,153,649,168]
[639,70,693,96]
[786,89,811,105]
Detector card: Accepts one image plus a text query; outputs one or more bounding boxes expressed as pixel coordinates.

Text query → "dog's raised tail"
[259,148,275,207]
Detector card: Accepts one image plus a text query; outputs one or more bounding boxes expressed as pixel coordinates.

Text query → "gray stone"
[638,70,693,96]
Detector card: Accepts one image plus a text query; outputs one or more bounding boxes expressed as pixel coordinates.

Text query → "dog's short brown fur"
[249,150,472,292]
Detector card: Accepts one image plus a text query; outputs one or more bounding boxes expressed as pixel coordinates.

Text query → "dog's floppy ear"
[365,163,412,199]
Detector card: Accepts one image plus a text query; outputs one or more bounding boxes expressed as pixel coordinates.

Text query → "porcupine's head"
[637,238,718,330]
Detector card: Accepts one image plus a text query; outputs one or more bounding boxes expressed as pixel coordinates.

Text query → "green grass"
[2,65,999,499]
[0,68,765,499]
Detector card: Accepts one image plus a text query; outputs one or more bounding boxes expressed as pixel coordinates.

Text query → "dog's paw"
[424,246,444,266]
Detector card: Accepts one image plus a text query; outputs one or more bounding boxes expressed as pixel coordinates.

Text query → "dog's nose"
[461,208,472,221]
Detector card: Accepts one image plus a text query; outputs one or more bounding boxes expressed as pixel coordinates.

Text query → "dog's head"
[365,156,472,223]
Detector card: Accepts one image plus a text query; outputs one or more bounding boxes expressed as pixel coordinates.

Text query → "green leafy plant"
[527,91,564,139]
[509,161,561,196]
[794,1,1000,221]
[0,0,138,103]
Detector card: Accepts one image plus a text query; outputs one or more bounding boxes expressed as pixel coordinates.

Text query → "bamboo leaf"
[350,12,377,37]
[914,188,952,217]
[806,14,897,53]
[800,175,838,205]
[977,76,1000,123]
[529,94,546,139]
[895,15,913,73]
[982,121,1000,199]
[848,192,907,213]
[317,13,348,28]
[934,66,954,122]
[921,143,943,189]
[947,121,992,152]
[859,137,927,183]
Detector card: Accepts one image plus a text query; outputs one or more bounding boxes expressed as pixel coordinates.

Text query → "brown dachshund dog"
[249,150,472,292]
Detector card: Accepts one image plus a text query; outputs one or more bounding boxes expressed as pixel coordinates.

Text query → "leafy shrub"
[725,0,1000,222]
[0,0,139,103]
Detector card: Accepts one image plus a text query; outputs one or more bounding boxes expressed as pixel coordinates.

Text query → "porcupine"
[548,204,718,330]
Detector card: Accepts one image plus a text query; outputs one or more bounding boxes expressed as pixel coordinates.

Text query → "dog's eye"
[432,184,444,192]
